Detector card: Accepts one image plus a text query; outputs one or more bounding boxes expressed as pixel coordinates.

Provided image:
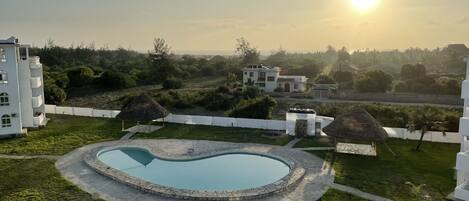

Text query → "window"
[244,72,247,75]
[0,71,7,83]
[0,93,9,106]
[294,84,299,89]
[0,48,5,63]
[257,83,266,87]
[267,76,275,81]
[249,72,254,77]
[2,115,11,128]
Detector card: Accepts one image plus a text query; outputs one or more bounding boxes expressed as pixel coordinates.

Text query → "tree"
[315,75,336,84]
[336,47,351,71]
[354,70,393,93]
[228,96,277,119]
[145,38,175,83]
[243,86,262,99]
[406,106,445,151]
[67,67,95,87]
[227,73,237,84]
[235,38,260,65]
[331,71,353,83]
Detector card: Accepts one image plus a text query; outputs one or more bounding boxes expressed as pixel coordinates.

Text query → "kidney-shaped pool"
[98,147,291,192]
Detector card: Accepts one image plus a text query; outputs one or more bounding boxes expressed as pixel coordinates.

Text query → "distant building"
[447,44,469,56]
[0,37,47,138]
[312,84,338,99]
[242,64,308,92]
[455,56,469,200]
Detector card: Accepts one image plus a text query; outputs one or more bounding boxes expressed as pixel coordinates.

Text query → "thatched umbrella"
[323,108,388,142]
[116,94,169,131]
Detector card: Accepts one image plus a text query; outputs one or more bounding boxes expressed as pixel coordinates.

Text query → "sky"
[1,0,469,54]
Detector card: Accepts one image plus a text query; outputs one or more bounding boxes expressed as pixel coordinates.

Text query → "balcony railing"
[33,113,45,126]
[32,95,43,108]
[29,57,42,69]
[30,77,42,88]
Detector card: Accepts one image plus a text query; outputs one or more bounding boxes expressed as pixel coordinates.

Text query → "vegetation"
[315,75,336,84]
[355,70,393,92]
[295,138,459,201]
[0,158,97,201]
[319,189,368,201]
[162,78,184,89]
[228,96,277,119]
[137,123,293,145]
[98,71,137,89]
[0,115,126,155]
[406,106,447,151]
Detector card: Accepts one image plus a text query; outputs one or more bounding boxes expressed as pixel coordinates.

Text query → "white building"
[455,56,469,200]
[242,64,308,92]
[0,37,47,138]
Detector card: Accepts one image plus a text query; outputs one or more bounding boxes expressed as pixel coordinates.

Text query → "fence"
[44,104,461,144]
[45,105,120,118]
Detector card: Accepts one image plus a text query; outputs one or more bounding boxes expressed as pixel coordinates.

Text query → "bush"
[44,83,66,104]
[67,67,95,87]
[228,96,277,119]
[98,71,136,89]
[355,70,393,93]
[201,90,235,111]
[243,86,262,99]
[162,78,183,89]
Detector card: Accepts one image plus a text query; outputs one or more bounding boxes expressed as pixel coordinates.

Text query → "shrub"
[67,66,95,87]
[243,86,262,99]
[162,78,183,89]
[98,71,136,89]
[355,70,393,93]
[44,83,66,104]
[315,75,336,84]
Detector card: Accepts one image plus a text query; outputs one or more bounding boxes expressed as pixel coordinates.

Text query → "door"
[295,120,308,137]
[284,83,291,92]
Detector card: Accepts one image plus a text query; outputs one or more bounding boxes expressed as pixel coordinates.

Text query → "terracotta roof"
[116,94,169,121]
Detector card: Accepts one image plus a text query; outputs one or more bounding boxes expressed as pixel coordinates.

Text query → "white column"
[465,57,469,80]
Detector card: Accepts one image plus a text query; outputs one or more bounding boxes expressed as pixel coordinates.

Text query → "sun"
[351,0,379,12]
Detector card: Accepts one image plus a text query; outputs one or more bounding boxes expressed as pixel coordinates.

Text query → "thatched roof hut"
[116,94,169,122]
[323,109,388,142]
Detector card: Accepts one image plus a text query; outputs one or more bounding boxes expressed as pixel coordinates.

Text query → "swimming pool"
[97,147,291,192]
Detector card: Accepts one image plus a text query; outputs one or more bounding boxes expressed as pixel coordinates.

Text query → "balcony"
[455,180,469,200]
[32,95,43,108]
[33,113,46,126]
[457,151,469,171]
[460,117,469,136]
[30,77,42,88]
[29,57,42,69]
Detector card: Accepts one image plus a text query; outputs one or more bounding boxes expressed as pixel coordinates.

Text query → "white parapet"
[30,77,42,88]
[32,95,44,108]
[33,113,45,126]
[29,56,42,69]
[462,80,469,99]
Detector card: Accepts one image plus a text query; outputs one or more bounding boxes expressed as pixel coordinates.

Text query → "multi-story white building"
[242,64,308,92]
[0,37,47,138]
[455,56,469,200]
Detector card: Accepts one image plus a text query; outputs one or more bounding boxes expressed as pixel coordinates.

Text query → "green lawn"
[137,123,294,146]
[0,158,98,201]
[320,189,368,201]
[0,114,126,155]
[296,138,459,201]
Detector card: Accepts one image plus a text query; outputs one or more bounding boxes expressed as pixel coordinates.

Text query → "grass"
[319,189,368,201]
[294,137,335,147]
[0,114,127,155]
[0,158,98,201]
[296,138,459,201]
[137,123,294,146]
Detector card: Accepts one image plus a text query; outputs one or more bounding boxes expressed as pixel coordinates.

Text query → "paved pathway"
[296,147,336,151]
[331,183,392,201]
[284,138,302,148]
[0,154,61,160]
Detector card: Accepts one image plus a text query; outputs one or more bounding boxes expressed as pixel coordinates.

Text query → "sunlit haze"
[1,0,468,54]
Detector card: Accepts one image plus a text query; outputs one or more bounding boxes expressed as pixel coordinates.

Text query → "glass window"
[294,84,299,89]
[267,76,275,81]
[0,71,7,83]
[0,93,9,106]
[2,115,11,128]
[249,72,254,77]
[257,83,266,87]
[0,48,5,63]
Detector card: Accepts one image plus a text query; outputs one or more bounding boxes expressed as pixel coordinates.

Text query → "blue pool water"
[97,148,290,191]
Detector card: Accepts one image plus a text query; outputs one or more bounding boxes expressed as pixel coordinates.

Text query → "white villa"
[455,56,469,200]
[0,37,47,138]
[242,64,308,92]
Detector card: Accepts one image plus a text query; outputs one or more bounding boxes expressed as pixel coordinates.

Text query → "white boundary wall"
[44,104,461,144]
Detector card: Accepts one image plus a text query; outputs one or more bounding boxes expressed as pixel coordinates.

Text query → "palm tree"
[406,106,446,151]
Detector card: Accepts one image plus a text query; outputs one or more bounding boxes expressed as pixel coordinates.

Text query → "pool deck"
[56,139,334,201]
